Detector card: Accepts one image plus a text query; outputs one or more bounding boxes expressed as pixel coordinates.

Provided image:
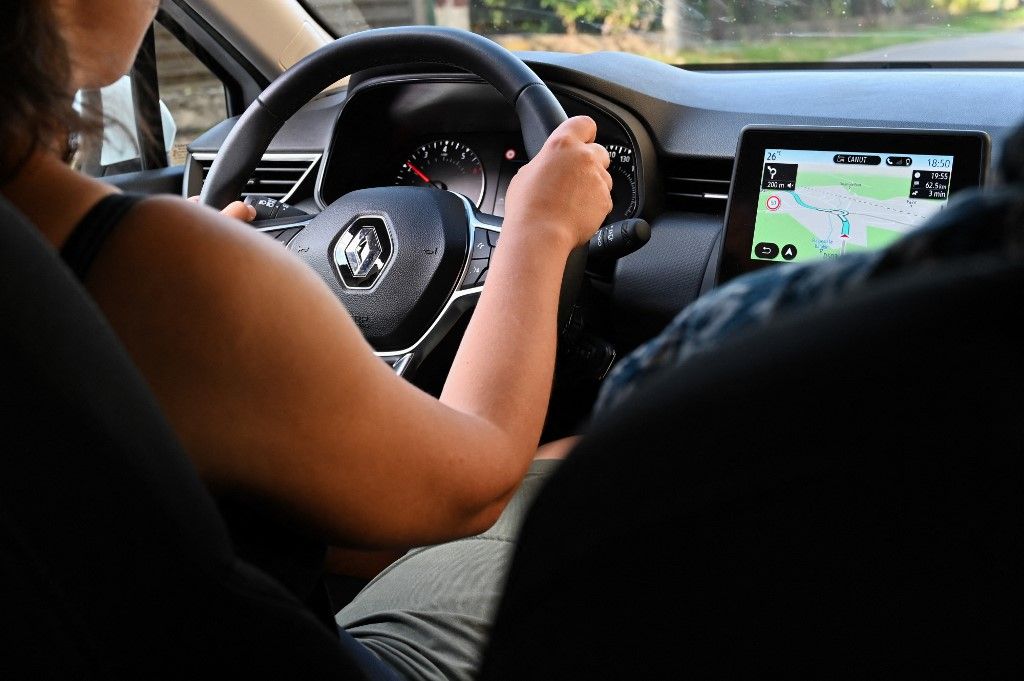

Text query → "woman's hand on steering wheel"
[503,116,614,253]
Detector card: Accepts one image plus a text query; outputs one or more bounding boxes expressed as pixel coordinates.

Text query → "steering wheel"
[200,27,585,377]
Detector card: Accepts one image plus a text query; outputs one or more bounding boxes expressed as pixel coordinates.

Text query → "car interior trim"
[189,152,322,204]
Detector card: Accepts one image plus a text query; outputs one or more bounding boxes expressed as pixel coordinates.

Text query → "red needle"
[406,162,431,184]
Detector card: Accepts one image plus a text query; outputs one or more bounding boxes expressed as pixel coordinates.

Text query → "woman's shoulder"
[94,191,307,321]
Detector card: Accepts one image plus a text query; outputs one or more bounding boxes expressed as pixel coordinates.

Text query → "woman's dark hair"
[0,1,95,182]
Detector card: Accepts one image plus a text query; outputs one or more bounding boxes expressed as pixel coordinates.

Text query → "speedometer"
[395,139,485,207]
[605,144,639,223]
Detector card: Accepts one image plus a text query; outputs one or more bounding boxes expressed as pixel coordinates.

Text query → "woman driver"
[1,1,611,679]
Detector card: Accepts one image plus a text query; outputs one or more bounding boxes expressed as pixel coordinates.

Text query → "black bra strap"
[61,193,147,281]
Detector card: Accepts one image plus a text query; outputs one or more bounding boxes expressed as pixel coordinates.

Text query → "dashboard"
[317,77,647,224]
[186,52,1024,352]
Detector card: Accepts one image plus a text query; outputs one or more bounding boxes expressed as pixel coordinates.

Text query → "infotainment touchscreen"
[717,126,989,284]
[753,149,953,262]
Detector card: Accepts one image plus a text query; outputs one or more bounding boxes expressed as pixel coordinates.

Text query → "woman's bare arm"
[82,117,611,549]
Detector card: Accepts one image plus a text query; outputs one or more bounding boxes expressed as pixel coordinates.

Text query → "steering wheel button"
[472,229,493,259]
[461,258,489,289]
[487,231,500,248]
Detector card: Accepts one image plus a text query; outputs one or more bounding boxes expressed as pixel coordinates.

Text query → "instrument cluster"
[320,80,644,225]
[392,136,638,223]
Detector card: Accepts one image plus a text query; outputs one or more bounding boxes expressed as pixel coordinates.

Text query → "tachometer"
[605,144,639,223]
[396,140,485,207]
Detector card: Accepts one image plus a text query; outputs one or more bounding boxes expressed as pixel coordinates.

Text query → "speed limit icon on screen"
[765,195,782,211]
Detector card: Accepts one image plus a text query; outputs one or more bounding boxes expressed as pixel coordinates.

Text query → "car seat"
[480,249,1024,678]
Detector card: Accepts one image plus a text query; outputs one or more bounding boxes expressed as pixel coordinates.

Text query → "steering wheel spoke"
[371,287,477,379]
[369,195,502,380]
[251,212,315,231]
[379,352,415,376]
[253,213,315,246]
[460,201,501,292]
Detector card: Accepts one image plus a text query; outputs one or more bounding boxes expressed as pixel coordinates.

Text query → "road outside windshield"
[304,0,1024,64]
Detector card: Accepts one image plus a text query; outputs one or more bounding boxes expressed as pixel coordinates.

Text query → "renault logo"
[346,227,383,278]
[333,216,393,289]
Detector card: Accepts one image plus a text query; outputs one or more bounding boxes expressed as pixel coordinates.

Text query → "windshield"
[302,0,1024,65]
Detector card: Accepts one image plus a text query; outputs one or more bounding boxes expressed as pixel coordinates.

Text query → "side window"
[154,22,228,167]
[75,22,228,177]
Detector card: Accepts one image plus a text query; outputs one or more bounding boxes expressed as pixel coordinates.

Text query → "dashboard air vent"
[661,157,734,214]
[192,154,320,202]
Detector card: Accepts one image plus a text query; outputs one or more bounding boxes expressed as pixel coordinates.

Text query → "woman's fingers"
[187,196,257,222]
[221,201,257,222]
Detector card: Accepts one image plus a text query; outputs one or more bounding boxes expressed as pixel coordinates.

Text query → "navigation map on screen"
[750,149,954,263]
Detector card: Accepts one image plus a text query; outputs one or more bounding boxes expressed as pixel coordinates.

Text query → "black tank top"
[59,192,337,626]
[60,193,146,279]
